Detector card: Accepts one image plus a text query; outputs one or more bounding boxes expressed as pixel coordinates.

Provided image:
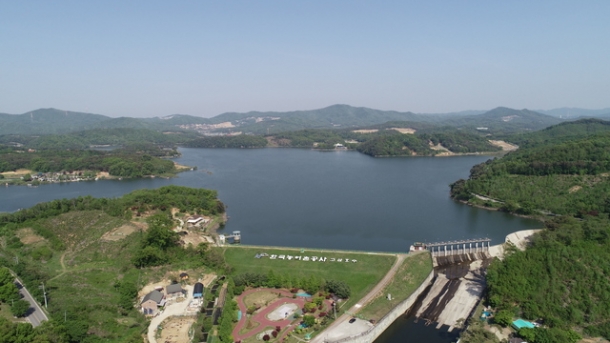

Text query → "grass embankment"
[223,246,396,309]
[9,210,214,340]
[359,252,432,321]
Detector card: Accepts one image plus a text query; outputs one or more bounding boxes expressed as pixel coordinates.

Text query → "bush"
[263,334,270,341]
[494,310,513,327]
[10,299,30,317]
[325,280,351,299]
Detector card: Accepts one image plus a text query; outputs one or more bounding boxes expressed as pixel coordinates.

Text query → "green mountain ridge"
[0,105,565,136]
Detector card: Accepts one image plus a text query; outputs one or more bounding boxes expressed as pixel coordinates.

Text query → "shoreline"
[2,164,194,187]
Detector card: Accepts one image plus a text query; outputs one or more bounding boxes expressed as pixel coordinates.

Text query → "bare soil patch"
[389,127,416,134]
[200,273,217,287]
[180,230,214,247]
[173,162,191,171]
[429,143,451,152]
[352,129,378,134]
[100,224,138,241]
[243,290,281,308]
[579,338,610,343]
[16,228,46,245]
[159,317,196,343]
[488,140,518,151]
[96,171,110,178]
[2,169,34,178]
[212,121,235,129]
[130,220,149,232]
[569,185,582,194]
[429,143,454,156]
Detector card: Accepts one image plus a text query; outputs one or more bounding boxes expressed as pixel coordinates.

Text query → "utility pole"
[41,282,48,308]
[332,302,337,319]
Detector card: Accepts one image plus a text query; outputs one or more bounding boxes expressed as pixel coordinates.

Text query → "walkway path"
[49,252,68,282]
[310,253,407,343]
[233,288,334,342]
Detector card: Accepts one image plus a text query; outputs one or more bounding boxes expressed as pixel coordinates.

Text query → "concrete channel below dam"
[322,231,541,343]
[413,254,490,332]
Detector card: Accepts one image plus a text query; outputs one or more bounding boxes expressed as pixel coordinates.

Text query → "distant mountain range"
[1,105,607,136]
[536,107,610,119]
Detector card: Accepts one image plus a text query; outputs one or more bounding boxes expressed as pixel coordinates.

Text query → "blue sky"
[1,1,609,117]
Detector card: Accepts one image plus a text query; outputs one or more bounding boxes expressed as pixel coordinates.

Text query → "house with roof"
[166,283,184,298]
[141,290,165,316]
[186,216,209,226]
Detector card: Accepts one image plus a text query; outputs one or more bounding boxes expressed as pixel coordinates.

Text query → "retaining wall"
[326,270,435,343]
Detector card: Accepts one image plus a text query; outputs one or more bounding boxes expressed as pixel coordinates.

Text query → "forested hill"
[0,108,204,135]
[453,119,610,343]
[451,126,610,216]
[194,106,564,135]
[507,118,610,148]
[0,186,226,342]
[1,105,565,136]
[0,128,200,150]
[0,108,110,134]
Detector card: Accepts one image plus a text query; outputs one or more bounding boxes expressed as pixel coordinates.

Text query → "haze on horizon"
[1,1,609,118]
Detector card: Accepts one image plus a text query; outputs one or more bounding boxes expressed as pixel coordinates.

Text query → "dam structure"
[425,238,491,267]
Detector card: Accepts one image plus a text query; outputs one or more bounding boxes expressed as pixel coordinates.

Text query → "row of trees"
[0,267,30,317]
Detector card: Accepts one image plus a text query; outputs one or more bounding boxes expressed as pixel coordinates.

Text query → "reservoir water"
[1,148,540,342]
[1,148,539,250]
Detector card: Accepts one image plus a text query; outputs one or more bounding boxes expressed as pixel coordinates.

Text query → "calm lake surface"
[1,148,540,343]
[1,148,540,251]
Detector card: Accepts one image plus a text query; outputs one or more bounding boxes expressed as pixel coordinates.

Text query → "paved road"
[15,280,48,327]
[311,253,408,343]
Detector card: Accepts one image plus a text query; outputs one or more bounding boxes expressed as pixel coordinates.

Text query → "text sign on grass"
[256,252,357,263]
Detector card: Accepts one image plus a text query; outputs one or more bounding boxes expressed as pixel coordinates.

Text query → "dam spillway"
[406,238,492,332]
[424,238,491,267]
